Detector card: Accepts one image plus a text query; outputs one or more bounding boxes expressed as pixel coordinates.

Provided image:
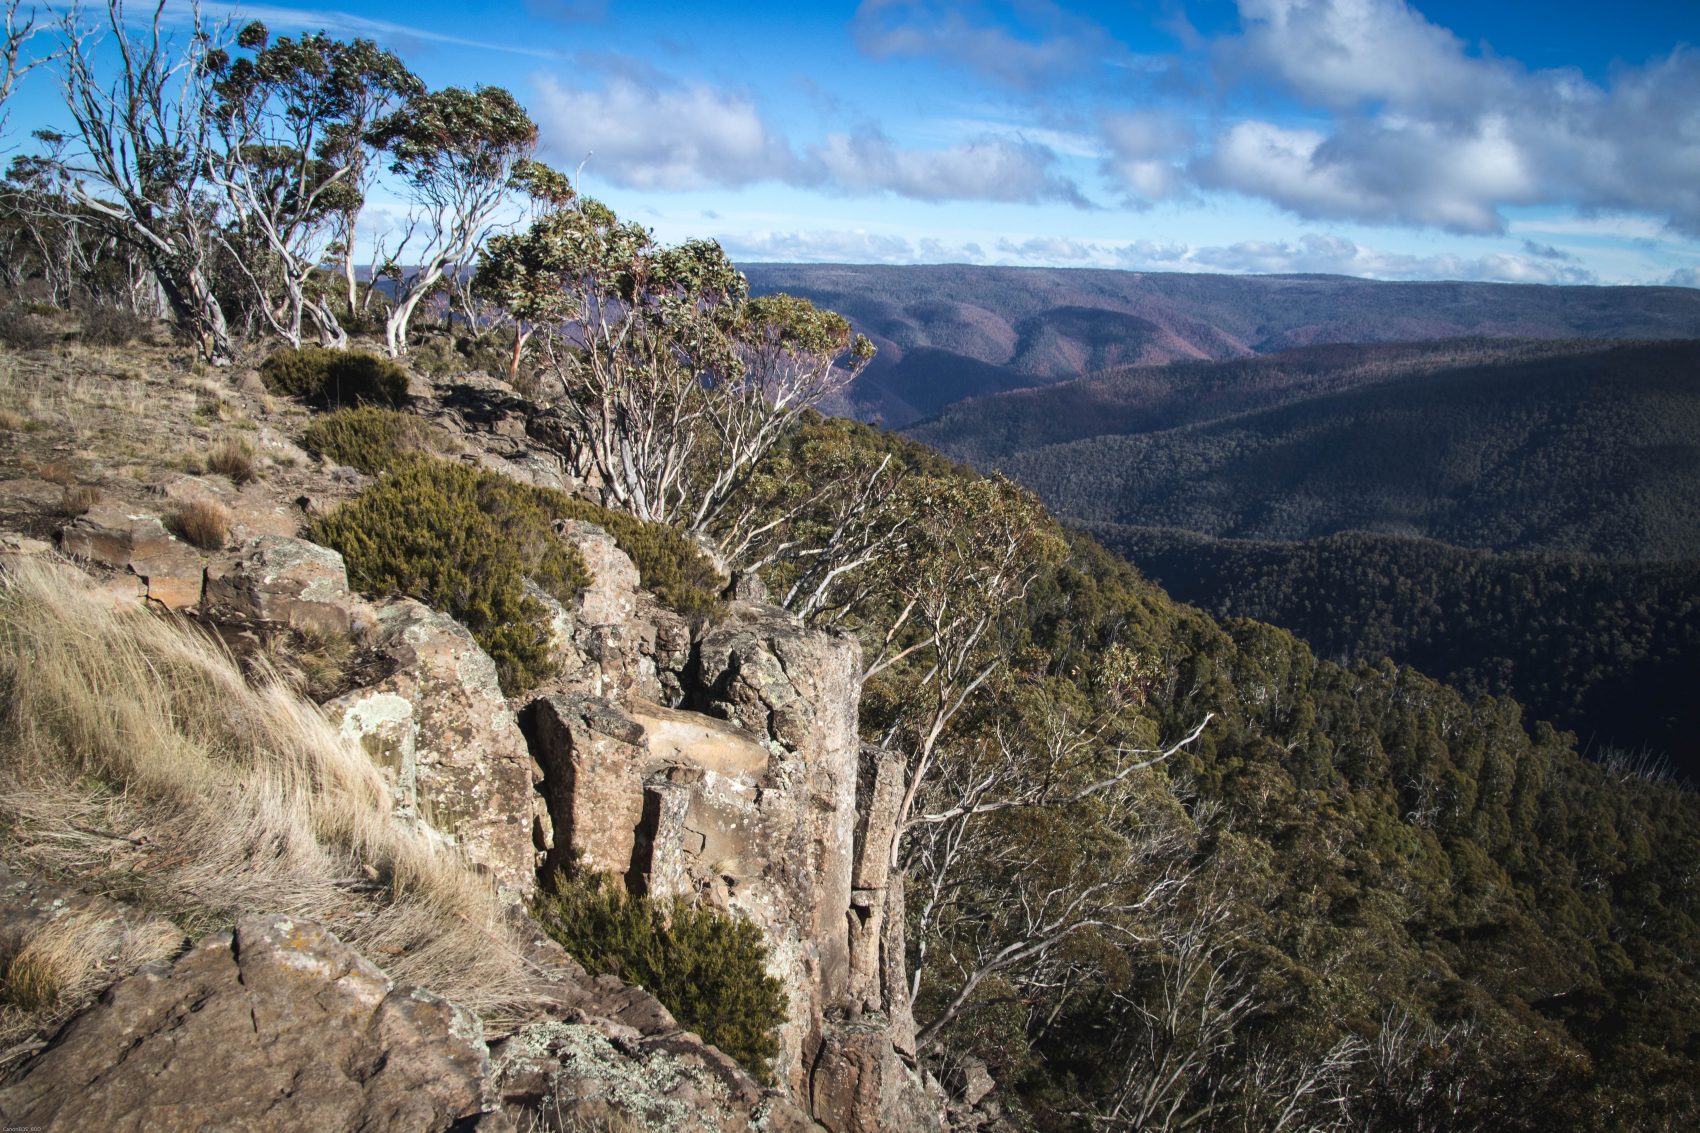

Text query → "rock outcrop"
[329,598,543,899]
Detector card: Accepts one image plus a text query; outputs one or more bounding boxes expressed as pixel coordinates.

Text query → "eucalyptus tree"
[479,184,873,533]
[369,84,535,356]
[54,0,234,361]
[207,21,420,348]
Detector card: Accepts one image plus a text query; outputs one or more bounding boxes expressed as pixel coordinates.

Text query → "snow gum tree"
[207,21,420,348]
[370,84,535,357]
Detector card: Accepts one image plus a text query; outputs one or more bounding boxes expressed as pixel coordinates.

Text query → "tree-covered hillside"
[988,339,1700,559]
[734,416,1700,1131]
[744,264,1700,426]
[1088,523,1700,781]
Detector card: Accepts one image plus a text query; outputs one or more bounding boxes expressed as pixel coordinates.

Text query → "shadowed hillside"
[978,339,1700,560]
[743,264,1700,426]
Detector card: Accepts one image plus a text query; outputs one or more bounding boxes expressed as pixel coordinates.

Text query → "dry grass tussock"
[169,497,231,549]
[0,557,543,1027]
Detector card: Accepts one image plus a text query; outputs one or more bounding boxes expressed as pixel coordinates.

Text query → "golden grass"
[206,436,258,484]
[0,558,542,1026]
[1,911,181,1013]
[169,497,232,549]
[0,408,27,432]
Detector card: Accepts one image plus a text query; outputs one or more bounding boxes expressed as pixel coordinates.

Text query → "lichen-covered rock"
[488,1018,819,1133]
[203,533,353,636]
[810,1022,946,1133]
[0,915,494,1133]
[329,598,541,899]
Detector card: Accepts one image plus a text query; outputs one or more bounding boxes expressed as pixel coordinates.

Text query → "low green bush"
[303,402,724,628]
[260,346,408,408]
[535,872,786,1084]
[299,406,449,474]
[309,459,589,692]
[543,493,726,620]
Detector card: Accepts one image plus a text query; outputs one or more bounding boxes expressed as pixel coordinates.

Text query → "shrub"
[59,484,100,517]
[206,437,258,485]
[0,303,58,351]
[535,873,786,1084]
[299,406,448,475]
[0,409,28,432]
[309,459,590,693]
[78,303,152,347]
[170,498,232,550]
[259,346,408,408]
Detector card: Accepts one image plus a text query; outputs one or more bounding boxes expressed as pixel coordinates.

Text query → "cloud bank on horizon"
[184,0,1700,285]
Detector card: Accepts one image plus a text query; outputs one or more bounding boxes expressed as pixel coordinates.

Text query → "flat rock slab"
[204,533,353,635]
[0,914,494,1133]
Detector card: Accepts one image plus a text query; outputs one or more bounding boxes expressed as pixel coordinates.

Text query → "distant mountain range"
[912,337,1700,561]
[741,264,1700,427]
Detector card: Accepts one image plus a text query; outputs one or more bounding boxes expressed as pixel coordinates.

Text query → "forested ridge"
[982,338,1700,559]
[1088,523,1700,781]
[743,264,1700,426]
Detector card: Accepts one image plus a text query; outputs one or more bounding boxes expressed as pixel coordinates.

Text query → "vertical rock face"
[515,545,944,1128]
[680,603,864,1096]
[0,916,493,1133]
[329,598,541,900]
[519,694,650,883]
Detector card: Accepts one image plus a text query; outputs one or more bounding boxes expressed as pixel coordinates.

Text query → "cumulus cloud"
[532,75,791,190]
[531,72,1088,205]
[1193,115,1537,233]
[1181,0,1700,235]
[995,236,1101,262]
[851,0,1118,88]
[722,230,980,264]
[1223,0,1501,113]
[1098,111,1192,204]
[1137,233,1599,284]
[1668,268,1700,289]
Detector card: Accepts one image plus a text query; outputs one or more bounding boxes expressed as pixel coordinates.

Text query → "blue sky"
[21,1,1700,285]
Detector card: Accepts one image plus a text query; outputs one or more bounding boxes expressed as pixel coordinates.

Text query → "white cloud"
[1668,268,1700,289]
[1224,0,1500,113]
[1134,233,1600,284]
[722,230,968,264]
[1178,1,1700,235]
[532,75,791,190]
[851,0,1118,89]
[1099,111,1192,204]
[531,73,1088,206]
[802,130,1089,206]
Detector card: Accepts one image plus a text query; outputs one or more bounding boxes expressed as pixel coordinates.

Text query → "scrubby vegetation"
[299,404,452,474]
[260,346,409,408]
[302,407,726,622]
[534,872,786,1084]
[309,458,591,692]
